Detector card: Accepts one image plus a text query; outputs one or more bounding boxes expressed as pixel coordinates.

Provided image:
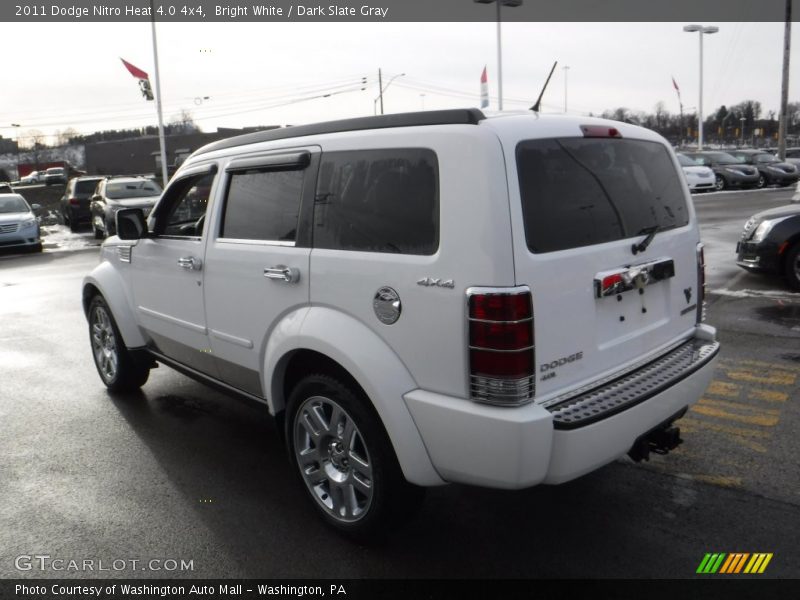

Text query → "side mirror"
[31,203,41,211]
[116,208,147,240]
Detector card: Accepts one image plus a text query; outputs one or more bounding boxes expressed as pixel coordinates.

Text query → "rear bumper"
[404,325,718,489]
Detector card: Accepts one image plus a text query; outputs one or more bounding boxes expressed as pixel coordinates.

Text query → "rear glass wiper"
[632,225,660,255]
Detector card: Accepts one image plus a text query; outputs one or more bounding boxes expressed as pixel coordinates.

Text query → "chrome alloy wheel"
[91,305,118,383]
[293,396,374,522]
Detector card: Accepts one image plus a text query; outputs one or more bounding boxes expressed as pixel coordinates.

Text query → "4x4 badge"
[684,287,693,303]
[417,277,455,289]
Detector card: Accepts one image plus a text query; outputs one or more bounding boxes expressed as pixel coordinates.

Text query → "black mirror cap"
[116,208,147,240]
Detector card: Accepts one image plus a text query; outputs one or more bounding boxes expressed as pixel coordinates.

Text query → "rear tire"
[784,243,800,291]
[285,373,424,541]
[88,295,150,392]
[756,174,766,189]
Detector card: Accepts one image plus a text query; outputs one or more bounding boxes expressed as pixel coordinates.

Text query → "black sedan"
[683,151,760,191]
[60,176,103,232]
[736,203,800,290]
[728,149,798,188]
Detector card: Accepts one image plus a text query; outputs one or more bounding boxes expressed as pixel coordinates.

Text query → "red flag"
[480,66,489,109]
[121,58,149,80]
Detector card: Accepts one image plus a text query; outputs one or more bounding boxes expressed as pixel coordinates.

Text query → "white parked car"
[0,193,41,252]
[19,170,42,185]
[83,110,719,538]
[677,153,716,192]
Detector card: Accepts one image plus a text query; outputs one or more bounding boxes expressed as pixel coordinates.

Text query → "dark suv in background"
[728,149,798,188]
[90,176,162,239]
[60,176,103,232]
[683,151,759,191]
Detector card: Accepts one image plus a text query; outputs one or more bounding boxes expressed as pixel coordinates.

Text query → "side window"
[313,148,439,255]
[157,173,215,237]
[220,169,305,242]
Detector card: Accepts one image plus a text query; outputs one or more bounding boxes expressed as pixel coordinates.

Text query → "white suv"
[83,110,719,538]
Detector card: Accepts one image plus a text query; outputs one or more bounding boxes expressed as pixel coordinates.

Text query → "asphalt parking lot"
[0,186,798,579]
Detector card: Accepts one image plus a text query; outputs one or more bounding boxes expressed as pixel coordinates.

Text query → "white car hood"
[0,211,32,224]
[682,166,713,176]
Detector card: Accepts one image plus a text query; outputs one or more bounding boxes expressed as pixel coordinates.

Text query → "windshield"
[516,138,689,253]
[0,196,30,214]
[754,154,779,164]
[106,180,162,200]
[75,179,102,194]
[46,168,64,175]
[677,154,696,167]
[702,152,739,165]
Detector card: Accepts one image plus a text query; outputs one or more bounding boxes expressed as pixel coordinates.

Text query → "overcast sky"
[1,21,797,145]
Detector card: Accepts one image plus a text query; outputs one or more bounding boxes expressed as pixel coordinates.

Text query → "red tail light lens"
[580,125,622,138]
[467,288,534,406]
[68,198,79,206]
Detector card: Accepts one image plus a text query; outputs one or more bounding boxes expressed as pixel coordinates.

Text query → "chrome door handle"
[178,256,202,270]
[264,265,300,283]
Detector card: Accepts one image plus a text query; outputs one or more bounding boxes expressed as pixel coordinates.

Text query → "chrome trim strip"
[137,306,207,334]
[210,329,254,349]
[216,238,296,247]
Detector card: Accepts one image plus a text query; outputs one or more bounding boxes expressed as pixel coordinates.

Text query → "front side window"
[516,138,689,253]
[220,169,305,242]
[158,174,215,237]
[313,148,438,255]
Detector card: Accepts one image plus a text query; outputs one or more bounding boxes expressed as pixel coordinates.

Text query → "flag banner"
[120,58,154,101]
[672,76,682,100]
[480,66,489,109]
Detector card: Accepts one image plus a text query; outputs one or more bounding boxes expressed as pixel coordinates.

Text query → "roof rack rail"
[193,108,487,157]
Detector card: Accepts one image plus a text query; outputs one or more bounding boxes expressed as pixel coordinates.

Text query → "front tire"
[714,174,726,191]
[756,174,766,189]
[784,243,800,291]
[285,374,423,540]
[88,295,150,391]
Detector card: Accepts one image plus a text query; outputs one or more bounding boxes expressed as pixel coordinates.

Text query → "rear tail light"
[581,125,622,138]
[68,198,79,206]
[697,243,706,323]
[467,287,534,406]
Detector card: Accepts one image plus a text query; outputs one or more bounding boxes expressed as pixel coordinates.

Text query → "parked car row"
[678,150,799,191]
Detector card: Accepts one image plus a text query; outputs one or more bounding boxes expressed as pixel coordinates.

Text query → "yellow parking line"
[691,474,743,488]
[724,370,796,386]
[719,358,800,373]
[699,397,780,415]
[681,418,771,438]
[747,389,789,403]
[705,380,740,398]
[691,405,779,427]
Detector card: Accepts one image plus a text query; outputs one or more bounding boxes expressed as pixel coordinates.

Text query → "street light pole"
[740,117,746,146]
[150,0,169,188]
[374,71,406,115]
[563,65,570,113]
[683,24,719,150]
[474,0,522,111]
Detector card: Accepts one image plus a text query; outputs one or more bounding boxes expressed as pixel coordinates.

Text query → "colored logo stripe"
[697,553,773,574]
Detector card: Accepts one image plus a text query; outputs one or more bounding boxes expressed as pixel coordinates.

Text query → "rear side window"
[516,138,689,253]
[313,149,438,255]
[221,170,305,242]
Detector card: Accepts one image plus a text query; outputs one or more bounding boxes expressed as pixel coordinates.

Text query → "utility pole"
[151,0,168,188]
[563,65,569,113]
[378,68,384,116]
[778,0,792,160]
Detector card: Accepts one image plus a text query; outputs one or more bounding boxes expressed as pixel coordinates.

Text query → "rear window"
[106,180,162,199]
[75,179,101,194]
[516,138,689,253]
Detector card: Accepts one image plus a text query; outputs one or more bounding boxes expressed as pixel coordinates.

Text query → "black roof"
[193,108,487,157]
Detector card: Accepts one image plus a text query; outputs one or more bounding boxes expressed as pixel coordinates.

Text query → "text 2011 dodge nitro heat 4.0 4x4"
[83,109,719,538]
